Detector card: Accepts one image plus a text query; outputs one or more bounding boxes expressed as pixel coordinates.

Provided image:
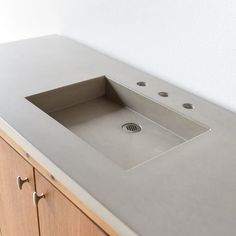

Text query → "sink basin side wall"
[26,76,106,113]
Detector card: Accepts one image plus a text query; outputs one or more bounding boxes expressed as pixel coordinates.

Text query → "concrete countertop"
[0,35,236,236]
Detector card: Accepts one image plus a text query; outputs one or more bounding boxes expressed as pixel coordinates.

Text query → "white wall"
[60,0,236,112]
[1,0,236,112]
[0,0,60,43]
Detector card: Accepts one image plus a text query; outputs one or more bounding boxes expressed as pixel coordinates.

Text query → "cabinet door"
[0,138,39,236]
[35,170,107,236]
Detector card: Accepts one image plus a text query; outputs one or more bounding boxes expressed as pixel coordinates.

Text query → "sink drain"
[122,123,142,133]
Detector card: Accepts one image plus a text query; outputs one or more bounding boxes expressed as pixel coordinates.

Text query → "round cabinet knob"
[16,176,29,190]
[33,192,45,206]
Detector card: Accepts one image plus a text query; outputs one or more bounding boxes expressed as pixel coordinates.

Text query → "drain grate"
[122,123,142,133]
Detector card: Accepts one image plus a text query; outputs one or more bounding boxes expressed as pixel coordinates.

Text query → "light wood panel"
[0,137,39,236]
[80,211,108,236]
[0,128,118,236]
[35,170,107,236]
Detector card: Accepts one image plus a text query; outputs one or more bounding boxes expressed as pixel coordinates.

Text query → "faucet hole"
[137,81,146,87]
[158,92,168,97]
[183,103,194,109]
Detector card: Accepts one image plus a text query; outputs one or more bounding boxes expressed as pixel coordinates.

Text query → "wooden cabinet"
[0,137,108,236]
[0,138,39,236]
[35,170,107,236]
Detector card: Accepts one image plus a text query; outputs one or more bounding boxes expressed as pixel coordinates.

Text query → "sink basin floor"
[50,97,185,169]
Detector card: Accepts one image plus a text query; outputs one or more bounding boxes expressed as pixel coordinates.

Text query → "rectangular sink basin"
[27,77,209,170]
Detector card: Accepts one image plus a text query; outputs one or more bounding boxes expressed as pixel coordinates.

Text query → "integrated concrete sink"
[27,77,209,169]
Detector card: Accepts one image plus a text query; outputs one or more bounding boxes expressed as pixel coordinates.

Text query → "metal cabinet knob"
[16,176,29,190]
[33,192,45,206]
